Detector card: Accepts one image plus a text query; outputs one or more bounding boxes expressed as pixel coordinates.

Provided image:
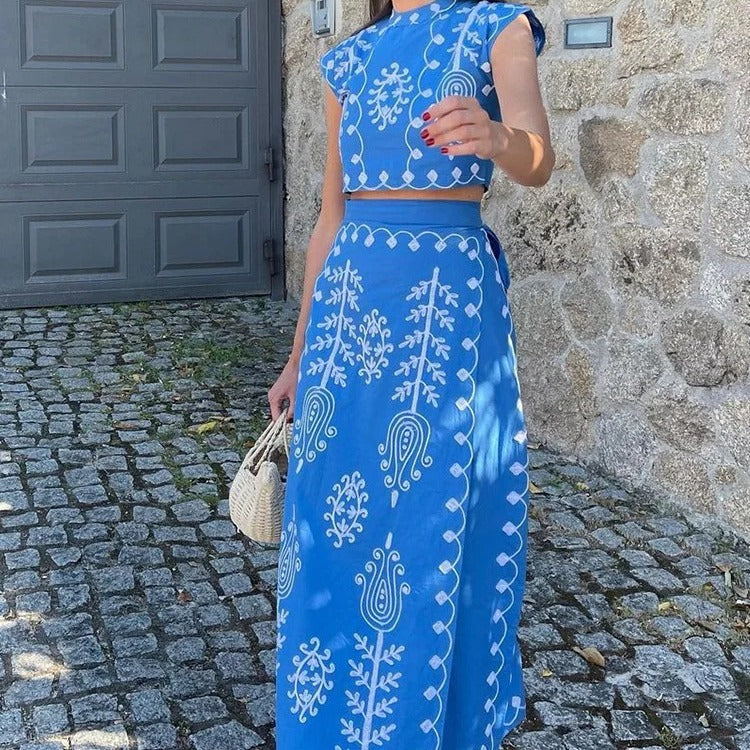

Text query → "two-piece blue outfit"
[276,1,546,748]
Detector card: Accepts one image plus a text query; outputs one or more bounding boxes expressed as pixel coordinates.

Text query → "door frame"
[268,1,285,301]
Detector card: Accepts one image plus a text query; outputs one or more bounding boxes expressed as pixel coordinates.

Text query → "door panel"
[0,197,267,306]
[0,0,279,308]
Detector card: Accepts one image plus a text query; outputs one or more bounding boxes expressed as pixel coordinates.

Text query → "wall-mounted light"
[311,0,335,37]
[564,17,613,48]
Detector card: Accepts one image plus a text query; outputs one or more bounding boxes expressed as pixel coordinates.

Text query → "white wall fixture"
[564,17,612,48]
[311,0,335,36]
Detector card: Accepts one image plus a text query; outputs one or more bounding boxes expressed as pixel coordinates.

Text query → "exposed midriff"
[346,185,485,201]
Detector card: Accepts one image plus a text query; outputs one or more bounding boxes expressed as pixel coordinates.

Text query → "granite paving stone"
[114,658,165,683]
[240,683,276,727]
[657,709,710,741]
[0,708,26,746]
[32,704,70,736]
[126,690,171,725]
[563,728,616,750]
[5,548,41,569]
[648,615,695,639]
[70,695,119,727]
[4,677,55,707]
[1,298,748,750]
[733,645,750,671]
[69,726,129,750]
[190,721,263,750]
[619,591,660,615]
[683,636,728,664]
[111,634,158,658]
[180,696,229,724]
[133,723,177,750]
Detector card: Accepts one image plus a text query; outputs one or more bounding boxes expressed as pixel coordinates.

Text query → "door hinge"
[264,146,276,182]
[263,238,277,276]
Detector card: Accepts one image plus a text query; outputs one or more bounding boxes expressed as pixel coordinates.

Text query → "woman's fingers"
[268,388,296,422]
[268,394,281,421]
[421,107,473,141]
[268,357,299,422]
[268,387,284,420]
[433,123,483,147]
[286,394,295,422]
[421,97,491,153]
[422,94,475,123]
[439,139,484,156]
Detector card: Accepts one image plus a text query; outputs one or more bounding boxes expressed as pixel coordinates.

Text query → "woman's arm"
[419,13,555,188]
[267,84,346,420]
[487,13,554,187]
[288,85,346,365]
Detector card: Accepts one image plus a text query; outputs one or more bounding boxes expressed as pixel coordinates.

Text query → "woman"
[269,0,553,747]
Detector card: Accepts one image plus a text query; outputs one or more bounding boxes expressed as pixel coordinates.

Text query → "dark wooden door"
[0,0,283,308]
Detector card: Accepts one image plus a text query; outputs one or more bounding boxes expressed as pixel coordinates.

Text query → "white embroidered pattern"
[307,258,363,388]
[336,532,411,750]
[357,308,394,383]
[294,252,393,472]
[276,607,289,675]
[418,235,482,750]
[379,265,458,507]
[277,504,301,600]
[321,35,373,102]
[324,470,370,548]
[438,3,483,99]
[288,636,336,722]
[367,63,414,130]
[481,276,530,748]
[293,258,362,472]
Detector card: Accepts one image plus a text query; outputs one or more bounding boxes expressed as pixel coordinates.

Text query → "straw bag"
[229,408,292,544]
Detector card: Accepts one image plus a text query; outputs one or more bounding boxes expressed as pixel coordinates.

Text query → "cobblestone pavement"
[1,297,749,750]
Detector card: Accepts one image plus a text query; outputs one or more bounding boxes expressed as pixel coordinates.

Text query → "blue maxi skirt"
[275,198,530,750]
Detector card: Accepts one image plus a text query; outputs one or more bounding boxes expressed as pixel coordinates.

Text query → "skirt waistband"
[343,197,483,228]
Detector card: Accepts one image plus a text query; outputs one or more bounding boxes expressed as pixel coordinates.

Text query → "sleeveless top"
[319,0,546,194]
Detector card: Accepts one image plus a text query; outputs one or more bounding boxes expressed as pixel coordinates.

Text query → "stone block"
[639,78,727,134]
[578,117,646,187]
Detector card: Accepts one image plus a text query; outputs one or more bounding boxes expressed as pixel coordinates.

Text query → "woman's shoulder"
[473,1,546,57]
[320,23,381,79]
[319,22,383,101]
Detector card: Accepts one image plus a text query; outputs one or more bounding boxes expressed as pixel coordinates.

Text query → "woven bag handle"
[244,417,277,466]
[258,409,288,464]
[267,407,292,460]
[246,407,290,471]
[245,408,285,468]
[280,413,291,457]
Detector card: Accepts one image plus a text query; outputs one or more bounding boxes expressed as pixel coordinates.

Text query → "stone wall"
[280,0,750,535]
[281,0,368,297]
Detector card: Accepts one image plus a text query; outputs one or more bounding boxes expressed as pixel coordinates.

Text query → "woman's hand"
[419,95,509,160]
[420,16,555,188]
[268,355,300,421]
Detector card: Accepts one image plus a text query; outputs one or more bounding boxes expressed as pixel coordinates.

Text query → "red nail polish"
[426,138,435,146]
[440,147,448,153]
[422,111,431,120]
[420,128,428,138]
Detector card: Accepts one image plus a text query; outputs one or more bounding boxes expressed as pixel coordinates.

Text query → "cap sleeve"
[484,2,546,58]
[319,38,355,103]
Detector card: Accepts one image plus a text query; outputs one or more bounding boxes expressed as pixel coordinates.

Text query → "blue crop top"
[319,0,546,193]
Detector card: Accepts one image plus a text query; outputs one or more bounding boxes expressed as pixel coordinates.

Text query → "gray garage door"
[0,0,283,309]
